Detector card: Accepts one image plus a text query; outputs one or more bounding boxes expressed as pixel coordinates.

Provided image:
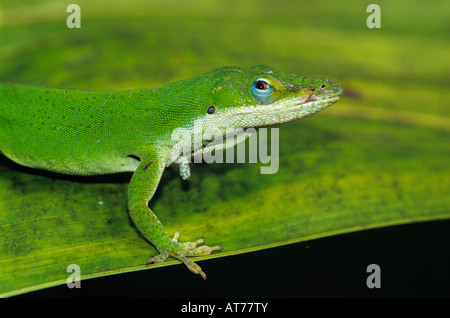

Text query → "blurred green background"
[0,0,449,297]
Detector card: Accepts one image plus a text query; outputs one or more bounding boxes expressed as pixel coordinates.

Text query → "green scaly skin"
[0,66,342,279]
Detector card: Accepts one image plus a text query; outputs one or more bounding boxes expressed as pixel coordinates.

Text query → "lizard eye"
[251,78,274,104]
[255,80,269,90]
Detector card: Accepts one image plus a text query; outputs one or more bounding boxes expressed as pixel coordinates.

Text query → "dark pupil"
[256,81,267,90]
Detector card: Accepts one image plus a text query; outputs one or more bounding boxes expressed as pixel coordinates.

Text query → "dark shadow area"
[15,219,450,298]
[0,153,132,184]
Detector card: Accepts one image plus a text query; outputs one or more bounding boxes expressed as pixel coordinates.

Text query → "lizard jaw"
[226,95,340,128]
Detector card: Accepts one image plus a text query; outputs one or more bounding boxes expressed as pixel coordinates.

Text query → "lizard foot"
[146,231,221,280]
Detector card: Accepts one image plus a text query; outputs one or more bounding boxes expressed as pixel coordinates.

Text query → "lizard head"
[167,65,342,164]
[205,65,343,130]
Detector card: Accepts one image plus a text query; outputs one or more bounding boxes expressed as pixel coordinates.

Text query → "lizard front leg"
[128,153,221,279]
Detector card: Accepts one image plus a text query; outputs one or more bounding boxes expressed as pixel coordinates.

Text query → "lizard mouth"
[298,93,318,104]
[291,95,339,110]
[232,95,339,116]
[227,94,341,127]
[273,96,340,120]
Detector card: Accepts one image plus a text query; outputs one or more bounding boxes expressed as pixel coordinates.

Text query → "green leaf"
[1,0,449,297]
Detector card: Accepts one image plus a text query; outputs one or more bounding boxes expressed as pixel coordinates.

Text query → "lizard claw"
[146,231,221,279]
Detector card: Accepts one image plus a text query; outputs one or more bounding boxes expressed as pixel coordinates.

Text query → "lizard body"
[0,66,342,278]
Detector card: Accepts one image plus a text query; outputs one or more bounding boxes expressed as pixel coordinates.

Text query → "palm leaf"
[0,0,448,297]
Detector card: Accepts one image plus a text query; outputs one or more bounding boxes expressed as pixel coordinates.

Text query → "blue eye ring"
[251,78,274,104]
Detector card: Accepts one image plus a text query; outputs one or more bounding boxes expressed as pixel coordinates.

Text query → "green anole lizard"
[0,66,342,279]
